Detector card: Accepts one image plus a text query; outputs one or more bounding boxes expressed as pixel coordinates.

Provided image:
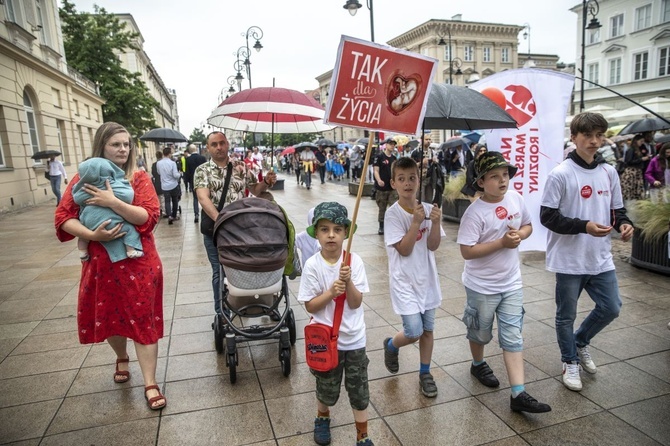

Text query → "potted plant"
[629,191,670,275]
[442,172,472,222]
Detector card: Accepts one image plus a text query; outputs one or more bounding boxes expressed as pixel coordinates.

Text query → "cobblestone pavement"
[0,172,669,445]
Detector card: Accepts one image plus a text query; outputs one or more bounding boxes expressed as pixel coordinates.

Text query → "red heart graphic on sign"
[387,73,422,116]
[504,85,537,127]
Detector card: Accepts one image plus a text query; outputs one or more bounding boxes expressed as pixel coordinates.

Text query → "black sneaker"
[419,372,438,398]
[313,417,331,445]
[383,337,399,374]
[510,391,552,413]
[470,361,500,388]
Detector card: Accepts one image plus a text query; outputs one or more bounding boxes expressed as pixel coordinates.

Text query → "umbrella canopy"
[294,142,318,152]
[656,133,670,144]
[315,138,337,148]
[461,132,482,143]
[337,142,352,150]
[423,83,518,130]
[609,97,670,121]
[139,127,188,143]
[280,146,295,156]
[619,117,670,135]
[207,87,335,134]
[439,137,469,151]
[31,150,61,160]
[406,139,421,149]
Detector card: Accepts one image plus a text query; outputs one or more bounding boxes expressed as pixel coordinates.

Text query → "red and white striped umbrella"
[207,87,335,134]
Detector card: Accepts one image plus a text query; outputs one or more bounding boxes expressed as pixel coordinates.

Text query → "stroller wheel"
[227,353,237,383]
[287,309,297,346]
[213,314,224,354]
[280,348,291,377]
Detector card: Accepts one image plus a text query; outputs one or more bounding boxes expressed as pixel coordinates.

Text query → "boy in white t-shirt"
[541,112,634,392]
[458,152,551,413]
[382,157,444,398]
[298,202,372,446]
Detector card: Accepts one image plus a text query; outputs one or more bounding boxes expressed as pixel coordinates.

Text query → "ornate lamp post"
[522,23,535,68]
[241,26,263,88]
[580,0,601,112]
[437,27,463,84]
[343,0,374,42]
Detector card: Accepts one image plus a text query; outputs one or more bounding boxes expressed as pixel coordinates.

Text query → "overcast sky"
[70,0,578,137]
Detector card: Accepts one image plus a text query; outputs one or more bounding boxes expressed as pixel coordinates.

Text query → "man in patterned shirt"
[194,131,277,315]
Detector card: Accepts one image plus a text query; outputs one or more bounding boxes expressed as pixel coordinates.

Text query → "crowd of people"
[51,113,668,446]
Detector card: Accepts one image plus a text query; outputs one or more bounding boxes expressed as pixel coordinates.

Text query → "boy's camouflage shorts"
[311,347,370,410]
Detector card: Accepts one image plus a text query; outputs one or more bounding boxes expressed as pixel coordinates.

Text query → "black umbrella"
[139,127,188,143]
[406,139,421,149]
[31,150,61,160]
[438,137,469,151]
[294,142,318,152]
[619,117,670,135]
[656,133,670,144]
[423,83,517,130]
[315,138,337,148]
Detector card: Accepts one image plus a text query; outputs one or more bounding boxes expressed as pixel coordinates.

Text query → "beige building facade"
[0,0,104,212]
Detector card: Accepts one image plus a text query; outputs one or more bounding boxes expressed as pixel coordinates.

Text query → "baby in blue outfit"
[73,158,143,262]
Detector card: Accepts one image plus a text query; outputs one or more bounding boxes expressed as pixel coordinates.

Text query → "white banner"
[471,69,575,252]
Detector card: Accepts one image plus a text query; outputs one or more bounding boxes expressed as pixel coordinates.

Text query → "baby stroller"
[212,197,297,383]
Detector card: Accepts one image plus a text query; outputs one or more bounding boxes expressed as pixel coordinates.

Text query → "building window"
[610,14,624,38]
[56,120,67,164]
[587,63,599,88]
[463,45,474,62]
[633,52,649,80]
[659,47,670,76]
[5,0,17,23]
[73,99,79,116]
[483,47,491,62]
[664,0,670,23]
[23,90,41,158]
[588,27,600,45]
[77,125,85,160]
[52,88,61,108]
[85,104,90,119]
[635,4,652,31]
[36,0,51,47]
[608,58,622,84]
[95,109,100,122]
[444,46,452,61]
[501,47,510,63]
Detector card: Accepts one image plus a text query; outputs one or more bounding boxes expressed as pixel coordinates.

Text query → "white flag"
[471,69,575,252]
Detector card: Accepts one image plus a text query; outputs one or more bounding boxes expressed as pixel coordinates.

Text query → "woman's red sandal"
[114,357,130,384]
[144,385,166,410]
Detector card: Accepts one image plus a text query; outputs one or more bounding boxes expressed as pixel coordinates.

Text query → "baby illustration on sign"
[73,157,144,262]
[388,73,420,115]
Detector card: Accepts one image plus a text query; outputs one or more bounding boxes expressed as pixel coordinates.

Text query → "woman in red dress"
[55,122,166,410]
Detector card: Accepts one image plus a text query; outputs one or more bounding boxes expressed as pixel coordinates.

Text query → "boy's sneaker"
[313,417,331,445]
[562,361,582,391]
[383,337,399,374]
[577,345,597,374]
[419,373,438,398]
[357,438,374,446]
[510,391,552,413]
[470,362,500,388]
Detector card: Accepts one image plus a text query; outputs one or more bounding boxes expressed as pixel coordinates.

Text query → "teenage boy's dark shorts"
[310,347,369,410]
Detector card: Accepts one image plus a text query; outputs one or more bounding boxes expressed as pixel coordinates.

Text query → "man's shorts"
[311,347,369,410]
[401,308,436,339]
[462,287,524,352]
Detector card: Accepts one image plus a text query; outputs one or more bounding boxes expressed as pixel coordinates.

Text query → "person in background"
[156,147,182,225]
[620,134,649,202]
[460,145,488,199]
[47,155,68,204]
[645,142,670,203]
[373,138,399,235]
[55,121,166,411]
[151,151,165,217]
[185,144,207,223]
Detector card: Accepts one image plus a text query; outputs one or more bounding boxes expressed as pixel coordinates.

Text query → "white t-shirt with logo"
[298,252,369,351]
[457,191,531,294]
[384,202,445,315]
[541,160,623,274]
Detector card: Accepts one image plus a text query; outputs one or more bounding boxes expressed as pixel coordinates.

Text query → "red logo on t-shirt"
[581,185,592,198]
[495,206,508,219]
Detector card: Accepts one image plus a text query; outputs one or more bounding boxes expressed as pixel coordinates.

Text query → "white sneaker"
[562,362,582,391]
[577,345,597,374]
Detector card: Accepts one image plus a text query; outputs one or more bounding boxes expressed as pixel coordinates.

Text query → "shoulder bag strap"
[331,251,352,336]
[216,162,234,213]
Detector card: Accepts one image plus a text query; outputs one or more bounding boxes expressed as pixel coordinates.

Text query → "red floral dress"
[55,170,164,345]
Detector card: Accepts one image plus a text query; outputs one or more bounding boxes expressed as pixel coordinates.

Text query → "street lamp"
[580,0,601,112]
[437,27,463,84]
[343,0,374,42]
[241,26,263,88]
[233,46,250,90]
[522,23,535,68]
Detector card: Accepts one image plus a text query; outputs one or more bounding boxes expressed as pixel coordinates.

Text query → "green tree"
[59,1,158,138]
[189,127,206,143]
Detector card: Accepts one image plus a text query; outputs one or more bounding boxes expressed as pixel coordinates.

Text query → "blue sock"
[387,338,399,353]
[511,384,525,398]
[420,363,430,374]
[472,359,485,366]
